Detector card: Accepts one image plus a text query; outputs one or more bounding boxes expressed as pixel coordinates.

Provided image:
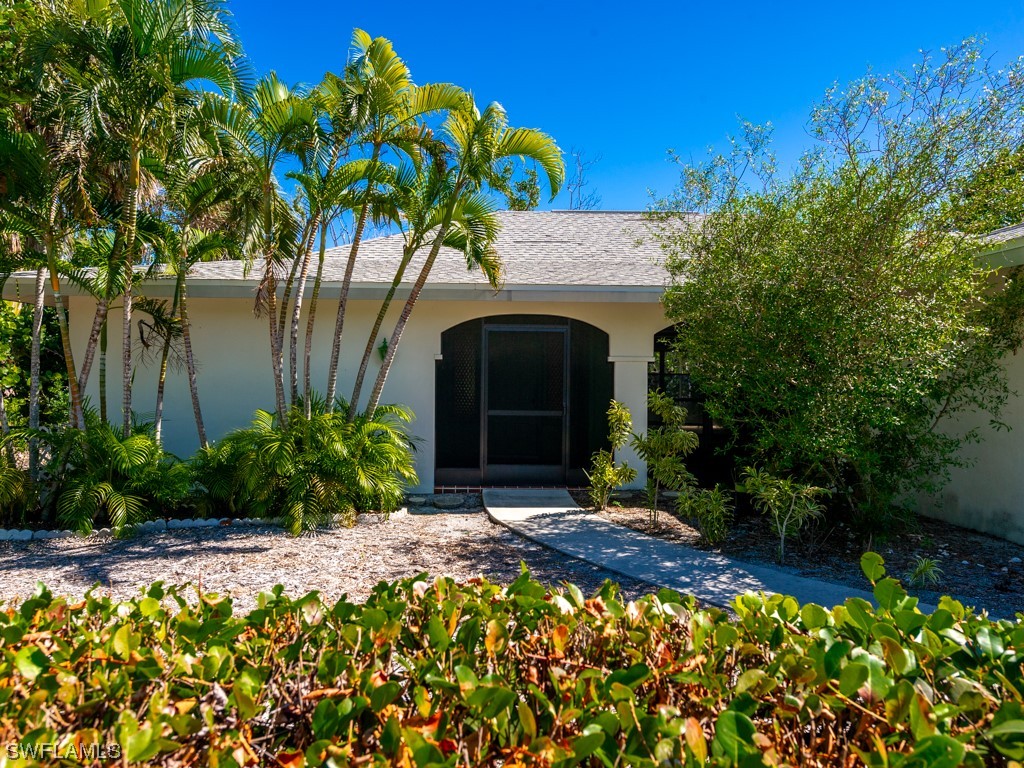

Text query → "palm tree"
[0,126,91,430]
[154,223,238,447]
[27,265,45,476]
[287,156,377,408]
[66,231,131,424]
[347,162,492,417]
[363,102,564,415]
[40,0,243,436]
[201,73,314,421]
[322,29,468,409]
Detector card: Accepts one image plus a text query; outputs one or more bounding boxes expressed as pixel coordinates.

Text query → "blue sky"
[230,0,1024,211]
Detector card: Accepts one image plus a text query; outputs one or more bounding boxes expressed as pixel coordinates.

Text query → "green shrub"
[0,447,32,527]
[739,466,829,563]
[43,413,189,534]
[906,555,944,588]
[586,400,637,511]
[192,396,417,533]
[653,43,1024,528]
[630,391,699,525]
[678,484,734,545]
[2,557,1023,766]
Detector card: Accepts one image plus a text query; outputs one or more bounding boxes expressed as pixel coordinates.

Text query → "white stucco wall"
[69,292,668,492]
[920,347,1024,545]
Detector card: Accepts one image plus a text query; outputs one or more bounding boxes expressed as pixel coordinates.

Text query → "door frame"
[481,323,570,484]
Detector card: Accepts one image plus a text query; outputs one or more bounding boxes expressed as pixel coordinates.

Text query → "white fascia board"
[4,272,666,304]
[980,238,1024,269]
[130,279,667,303]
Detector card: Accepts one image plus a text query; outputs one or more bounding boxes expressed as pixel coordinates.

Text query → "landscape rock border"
[0,508,411,542]
[0,494,482,542]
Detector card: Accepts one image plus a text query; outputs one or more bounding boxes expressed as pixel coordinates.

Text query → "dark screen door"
[483,327,567,483]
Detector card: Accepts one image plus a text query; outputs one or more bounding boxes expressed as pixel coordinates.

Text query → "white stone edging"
[0,508,408,542]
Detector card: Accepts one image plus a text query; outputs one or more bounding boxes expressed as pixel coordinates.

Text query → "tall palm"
[287,156,376,407]
[322,29,468,409]
[40,0,242,436]
[0,126,91,430]
[151,219,238,446]
[347,162,485,416]
[201,73,314,421]
[66,231,131,423]
[363,101,564,415]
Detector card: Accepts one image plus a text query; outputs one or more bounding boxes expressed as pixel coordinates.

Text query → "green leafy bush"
[192,397,417,533]
[739,466,829,563]
[586,400,637,511]
[652,42,1024,528]
[0,447,32,527]
[44,414,189,534]
[630,391,699,525]
[678,484,734,545]
[2,557,1023,766]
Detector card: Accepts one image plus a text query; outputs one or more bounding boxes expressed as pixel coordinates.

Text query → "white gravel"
[0,509,656,611]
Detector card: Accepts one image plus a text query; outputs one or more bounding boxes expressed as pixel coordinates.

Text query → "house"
[19,211,676,491]
[922,222,1024,545]
[6,211,1024,543]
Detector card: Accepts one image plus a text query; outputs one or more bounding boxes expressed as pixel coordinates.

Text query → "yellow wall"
[920,348,1024,545]
[70,293,669,491]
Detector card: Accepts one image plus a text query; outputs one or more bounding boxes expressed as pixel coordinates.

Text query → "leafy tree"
[495,159,541,211]
[949,144,1024,234]
[651,40,1024,527]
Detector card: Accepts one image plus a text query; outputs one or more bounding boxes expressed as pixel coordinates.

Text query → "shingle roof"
[186,210,669,288]
[985,222,1024,246]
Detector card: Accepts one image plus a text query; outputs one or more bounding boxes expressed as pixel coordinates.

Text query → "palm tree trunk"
[99,321,108,423]
[302,220,328,417]
[78,234,122,393]
[154,332,171,445]
[348,246,413,419]
[265,261,288,420]
[28,266,45,479]
[43,233,84,430]
[122,264,134,437]
[259,178,288,423]
[179,275,207,449]
[0,383,14,465]
[288,213,320,405]
[324,200,371,410]
[153,268,183,446]
[276,228,306,388]
[366,223,451,416]
[325,144,381,410]
[78,298,108,393]
[121,150,141,438]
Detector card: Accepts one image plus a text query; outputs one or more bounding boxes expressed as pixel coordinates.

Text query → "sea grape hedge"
[1,557,1023,767]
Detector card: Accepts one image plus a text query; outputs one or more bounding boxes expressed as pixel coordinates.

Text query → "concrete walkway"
[483,488,879,609]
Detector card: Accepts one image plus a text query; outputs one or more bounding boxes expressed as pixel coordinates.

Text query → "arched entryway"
[435,315,612,486]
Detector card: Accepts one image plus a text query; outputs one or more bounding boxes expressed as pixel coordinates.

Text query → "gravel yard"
[0,508,656,612]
